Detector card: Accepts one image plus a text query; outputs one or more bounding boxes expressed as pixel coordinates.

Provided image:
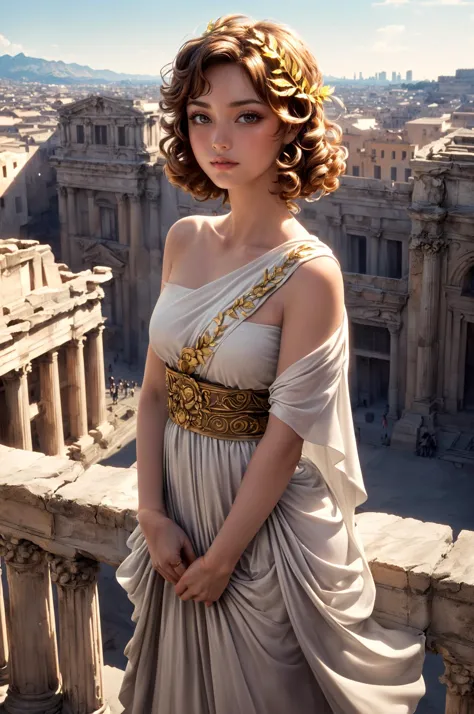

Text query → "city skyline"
[1,0,474,81]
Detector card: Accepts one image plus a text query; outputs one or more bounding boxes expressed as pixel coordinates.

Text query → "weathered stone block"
[356,511,453,592]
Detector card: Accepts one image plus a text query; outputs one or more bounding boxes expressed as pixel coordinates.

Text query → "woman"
[116,14,426,713]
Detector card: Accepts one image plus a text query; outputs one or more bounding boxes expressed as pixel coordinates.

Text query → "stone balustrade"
[0,443,472,713]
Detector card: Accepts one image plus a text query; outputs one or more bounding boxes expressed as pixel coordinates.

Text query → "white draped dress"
[116,236,426,714]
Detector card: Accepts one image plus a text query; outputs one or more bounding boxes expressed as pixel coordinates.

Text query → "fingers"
[161,565,180,585]
[152,561,179,585]
[182,538,197,564]
[173,562,187,579]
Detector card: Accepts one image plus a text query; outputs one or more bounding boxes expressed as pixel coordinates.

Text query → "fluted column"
[57,185,69,265]
[39,351,65,456]
[66,337,88,440]
[147,189,162,310]
[48,555,109,714]
[3,364,32,450]
[116,193,128,245]
[447,312,463,413]
[0,561,9,685]
[67,187,77,239]
[414,238,446,402]
[87,190,100,239]
[388,325,400,419]
[86,326,107,429]
[0,537,61,714]
[129,194,142,362]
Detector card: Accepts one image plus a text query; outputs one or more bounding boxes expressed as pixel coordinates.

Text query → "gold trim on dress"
[165,366,270,440]
[177,243,318,375]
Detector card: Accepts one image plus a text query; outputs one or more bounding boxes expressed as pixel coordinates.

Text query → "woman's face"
[186,63,288,191]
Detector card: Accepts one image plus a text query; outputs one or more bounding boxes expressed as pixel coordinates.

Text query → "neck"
[220,173,303,251]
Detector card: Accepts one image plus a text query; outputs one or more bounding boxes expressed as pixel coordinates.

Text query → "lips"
[211,159,238,165]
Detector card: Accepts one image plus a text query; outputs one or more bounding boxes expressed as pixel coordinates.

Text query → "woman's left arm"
[175,255,344,605]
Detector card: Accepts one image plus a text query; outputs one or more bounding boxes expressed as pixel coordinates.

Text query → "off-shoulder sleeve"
[268,310,367,531]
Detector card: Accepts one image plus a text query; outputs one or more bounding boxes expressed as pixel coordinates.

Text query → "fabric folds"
[116,237,426,714]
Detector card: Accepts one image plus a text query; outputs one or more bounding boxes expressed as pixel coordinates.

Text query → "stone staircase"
[437,429,474,467]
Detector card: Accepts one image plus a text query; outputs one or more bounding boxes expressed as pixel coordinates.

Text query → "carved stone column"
[0,537,62,714]
[3,364,32,450]
[413,236,447,404]
[86,325,107,429]
[39,351,65,456]
[388,325,400,419]
[438,648,474,714]
[0,560,9,685]
[67,186,77,239]
[116,193,129,246]
[447,311,463,413]
[87,190,100,239]
[57,185,69,266]
[66,337,88,440]
[326,215,343,267]
[147,189,162,311]
[48,555,109,714]
[129,194,142,362]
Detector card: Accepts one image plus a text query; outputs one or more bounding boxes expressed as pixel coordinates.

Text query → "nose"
[211,128,231,152]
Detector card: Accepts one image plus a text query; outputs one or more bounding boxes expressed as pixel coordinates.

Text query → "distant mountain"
[0,53,161,85]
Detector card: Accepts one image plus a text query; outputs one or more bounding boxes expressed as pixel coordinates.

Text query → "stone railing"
[0,443,472,714]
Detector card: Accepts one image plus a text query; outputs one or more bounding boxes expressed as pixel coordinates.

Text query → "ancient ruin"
[0,237,114,462]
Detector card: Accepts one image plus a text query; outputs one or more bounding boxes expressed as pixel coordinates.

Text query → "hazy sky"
[1,0,473,80]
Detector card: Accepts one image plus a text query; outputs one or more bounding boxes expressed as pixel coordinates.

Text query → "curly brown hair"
[158,14,347,213]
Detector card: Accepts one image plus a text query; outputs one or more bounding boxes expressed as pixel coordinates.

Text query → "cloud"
[0,34,23,56]
[373,0,410,5]
[376,24,407,33]
[370,24,408,51]
[420,0,474,4]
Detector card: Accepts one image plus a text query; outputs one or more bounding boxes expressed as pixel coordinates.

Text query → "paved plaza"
[98,436,474,712]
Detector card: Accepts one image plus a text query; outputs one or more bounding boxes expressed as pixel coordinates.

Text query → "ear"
[282,124,299,146]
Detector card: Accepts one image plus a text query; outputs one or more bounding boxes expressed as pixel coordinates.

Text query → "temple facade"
[50,94,474,454]
[0,237,113,461]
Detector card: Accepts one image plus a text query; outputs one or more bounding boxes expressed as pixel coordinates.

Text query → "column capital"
[38,350,59,366]
[388,323,401,335]
[3,363,32,382]
[89,323,105,337]
[70,335,87,348]
[0,536,44,572]
[67,186,77,196]
[326,215,342,227]
[410,232,448,256]
[146,190,159,201]
[47,554,99,590]
[439,647,474,698]
[116,192,128,204]
[129,192,143,204]
[57,184,67,198]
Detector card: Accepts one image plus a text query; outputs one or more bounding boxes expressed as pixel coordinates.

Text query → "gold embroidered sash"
[165,366,269,440]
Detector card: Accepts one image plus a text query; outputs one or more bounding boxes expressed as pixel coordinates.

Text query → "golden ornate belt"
[165,366,270,440]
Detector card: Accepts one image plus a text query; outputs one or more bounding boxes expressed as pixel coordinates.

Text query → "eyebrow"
[187,99,265,109]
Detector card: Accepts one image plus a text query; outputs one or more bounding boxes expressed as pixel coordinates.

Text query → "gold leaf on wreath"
[268,34,278,52]
[269,78,294,88]
[253,28,266,43]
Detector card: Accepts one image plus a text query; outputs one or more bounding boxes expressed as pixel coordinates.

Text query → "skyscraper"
[406,70,413,82]
[392,71,397,82]
[379,71,387,81]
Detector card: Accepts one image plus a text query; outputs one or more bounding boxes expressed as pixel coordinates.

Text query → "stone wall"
[0,445,473,712]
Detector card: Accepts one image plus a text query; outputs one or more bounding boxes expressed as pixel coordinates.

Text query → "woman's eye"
[238,113,261,124]
[189,113,210,125]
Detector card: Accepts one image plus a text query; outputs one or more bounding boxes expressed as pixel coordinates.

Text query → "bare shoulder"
[161,215,208,283]
[282,253,345,347]
[285,253,344,310]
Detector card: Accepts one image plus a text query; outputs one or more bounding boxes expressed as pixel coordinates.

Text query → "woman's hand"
[174,554,233,607]
[137,508,197,584]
